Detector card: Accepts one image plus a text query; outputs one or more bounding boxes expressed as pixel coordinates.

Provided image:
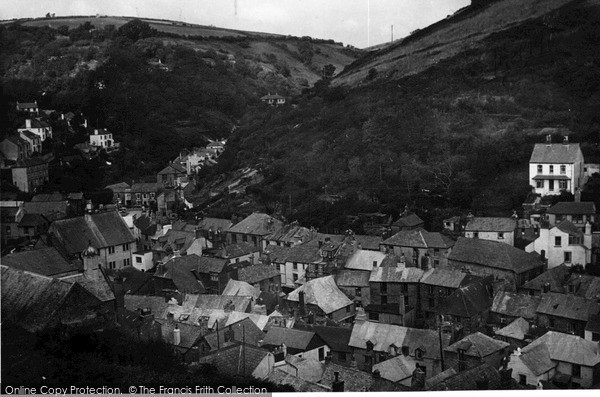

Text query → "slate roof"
[158,163,186,175]
[286,276,352,314]
[442,278,492,318]
[431,362,501,391]
[262,327,323,351]
[425,368,458,390]
[266,223,311,243]
[23,201,68,220]
[193,255,230,274]
[199,343,273,379]
[547,201,596,215]
[1,247,80,277]
[520,264,569,293]
[156,256,205,294]
[446,332,509,358]
[491,291,541,320]
[530,143,582,163]
[20,130,40,140]
[373,354,416,383]
[50,211,135,254]
[517,343,556,376]
[130,182,160,193]
[352,234,384,251]
[449,237,544,274]
[13,157,48,168]
[109,266,154,294]
[224,311,271,331]
[495,316,531,341]
[369,265,424,283]
[17,102,38,110]
[465,217,516,232]
[17,213,48,227]
[67,273,116,302]
[1,265,79,332]
[293,324,353,353]
[215,242,258,258]
[522,331,600,367]
[565,273,600,301]
[335,269,370,287]
[345,249,388,271]
[32,192,63,202]
[133,214,157,235]
[221,279,261,299]
[420,268,480,289]
[156,319,202,348]
[197,217,232,232]
[237,264,280,284]
[124,295,170,317]
[19,119,50,129]
[283,356,325,382]
[267,369,329,392]
[536,292,600,322]
[393,213,424,228]
[201,317,264,350]
[556,220,583,237]
[586,314,600,333]
[228,213,284,236]
[105,182,130,192]
[267,244,323,264]
[382,228,454,249]
[193,295,252,312]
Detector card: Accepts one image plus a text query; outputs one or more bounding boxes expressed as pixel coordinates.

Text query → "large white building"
[529,137,585,196]
[525,221,592,269]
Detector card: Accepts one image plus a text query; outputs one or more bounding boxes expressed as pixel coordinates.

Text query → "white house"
[17,119,52,141]
[132,250,154,272]
[529,136,585,195]
[508,344,556,387]
[526,221,592,268]
[89,129,116,149]
[464,217,517,246]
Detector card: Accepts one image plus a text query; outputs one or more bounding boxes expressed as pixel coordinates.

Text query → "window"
[549,318,555,328]
[231,234,237,244]
[572,215,583,223]
[549,165,554,174]
[536,180,544,189]
[109,261,116,269]
[210,273,218,282]
[380,283,387,293]
[564,251,572,263]
[498,232,504,240]
[136,193,141,199]
[401,346,409,356]
[293,274,298,282]
[415,348,424,360]
[136,256,142,263]
[381,296,388,305]
[519,375,527,386]
[401,283,408,293]
[568,235,579,245]
[473,232,479,238]
[433,248,440,257]
[108,246,115,254]
[549,180,555,191]
[572,364,581,378]
[428,286,434,294]
[560,165,566,174]
[346,305,351,313]
[537,165,542,174]
[559,180,567,190]
[434,259,440,266]
[242,234,247,242]
[150,192,155,199]
[554,236,562,246]
[123,258,130,266]
[355,287,362,297]
[123,243,129,251]
[293,262,298,271]
[416,364,427,377]
[428,298,435,308]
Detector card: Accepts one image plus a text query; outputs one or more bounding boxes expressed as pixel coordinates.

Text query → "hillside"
[212,0,600,230]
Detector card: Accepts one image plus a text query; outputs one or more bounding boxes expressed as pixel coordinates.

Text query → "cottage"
[198,343,275,379]
[221,279,261,300]
[17,118,52,141]
[519,331,600,388]
[49,211,136,269]
[192,255,249,295]
[444,332,509,373]
[0,136,31,161]
[157,163,187,188]
[293,324,353,367]
[518,264,570,296]
[16,101,39,115]
[131,182,161,207]
[535,292,600,337]
[105,182,131,206]
[546,201,596,230]
[381,229,455,269]
[195,217,232,249]
[260,93,286,106]
[372,354,417,386]
[495,317,535,348]
[210,241,260,264]
[89,128,117,149]
[490,291,541,327]
[286,276,354,324]
[464,217,517,246]
[154,255,205,294]
[228,213,285,252]
[195,317,264,359]
[529,137,585,196]
[236,263,281,294]
[585,315,600,342]
[447,237,546,288]
[508,343,556,387]
[11,157,49,192]
[428,362,505,391]
[391,213,424,232]
[264,222,313,247]
[335,269,371,307]
[526,221,593,268]
[0,205,24,243]
[268,244,323,289]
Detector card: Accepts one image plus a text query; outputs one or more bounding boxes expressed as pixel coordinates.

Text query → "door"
[318,347,325,361]
[549,179,554,191]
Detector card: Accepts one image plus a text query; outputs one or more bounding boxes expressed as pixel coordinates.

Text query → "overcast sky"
[1,0,470,48]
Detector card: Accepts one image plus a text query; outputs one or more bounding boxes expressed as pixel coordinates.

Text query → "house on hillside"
[440,277,494,336]
[236,264,281,294]
[17,119,52,141]
[0,136,31,161]
[286,276,355,324]
[464,217,517,246]
[130,182,160,207]
[106,182,131,206]
[546,201,596,230]
[89,128,118,150]
[526,221,593,268]
[198,343,275,380]
[228,213,284,252]
[262,327,329,362]
[507,343,556,387]
[529,136,585,196]
[11,157,49,193]
[16,101,39,116]
[260,93,286,106]
[391,212,424,233]
[157,163,186,188]
[380,229,455,269]
[518,264,570,296]
[196,217,232,249]
[19,130,42,153]
[267,244,323,289]
[490,291,541,328]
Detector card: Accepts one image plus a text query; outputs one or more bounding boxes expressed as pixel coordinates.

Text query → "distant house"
[264,222,313,247]
[89,128,117,150]
[198,343,275,380]
[440,277,494,335]
[0,136,31,161]
[260,93,286,106]
[490,291,541,327]
[267,243,323,289]
[17,118,52,141]
[16,101,39,116]
[529,137,585,195]
[157,163,186,188]
[49,211,136,270]
[335,269,371,307]
[0,206,24,243]
[105,182,131,206]
[372,354,416,386]
[368,264,424,326]
[236,263,281,294]
[586,315,600,342]
[546,201,596,230]
[381,229,455,269]
[16,213,50,239]
[130,182,160,207]
[508,342,556,387]
[228,213,285,252]
[286,276,355,324]
[391,213,424,232]
[464,217,517,246]
[495,317,537,348]
[526,220,593,268]
[210,241,260,264]
[19,130,42,153]
[24,199,70,221]
[535,292,600,338]
[195,317,264,359]
[519,331,600,388]
[262,327,329,362]
[444,332,509,372]
[221,279,261,300]
[518,264,570,296]
[447,237,546,288]
[11,157,49,193]
[293,324,353,367]
[196,217,232,249]
[443,216,461,233]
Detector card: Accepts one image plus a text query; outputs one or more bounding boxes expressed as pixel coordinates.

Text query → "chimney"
[542,282,550,293]
[332,371,344,392]
[298,291,306,316]
[546,134,551,145]
[25,119,32,129]
[173,324,181,345]
[575,188,581,203]
[563,135,569,145]
[61,113,65,120]
[84,119,88,128]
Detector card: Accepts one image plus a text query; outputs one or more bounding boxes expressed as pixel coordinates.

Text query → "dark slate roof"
[520,264,569,293]
[431,362,501,391]
[266,223,311,243]
[133,214,157,235]
[193,295,251,312]
[158,163,186,175]
[286,276,353,314]
[566,273,600,301]
[156,256,205,294]
[547,201,596,215]
[267,244,322,264]
[530,143,582,163]
[130,182,160,193]
[293,324,353,353]
[448,237,544,274]
[1,247,80,277]
[201,317,264,350]
[23,201,68,219]
[193,255,229,274]
[18,213,48,227]
[465,217,516,232]
[19,130,40,140]
[555,220,583,237]
[228,213,284,236]
[13,157,48,168]
[393,213,424,228]
[67,273,115,302]
[32,192,63,202]
[261,93,286,100]
[237,264,280,284]
[197,217,233,232]
[1,265,82,332]
[17,102,38,109]
[215,242,258,258]
[67,192,84,200]
[262,327,322,350]
[19,119,49,129]
[518,343,556,376]
[495,317,530,341]
[536,292,600,322]
[369,265,424,283]
[522,331,600,367]
[586,314,600,333]
[445,332,509,357]
[491,291,541,320]
[382,228,454,249]
[442,278,493,318]
[420,268,480,289]
[199,343,272,378]
[110,266,154,295]
[124,295,169,317]
[50,211,135,254]
[335,269,370,287]
[353,234,384,250]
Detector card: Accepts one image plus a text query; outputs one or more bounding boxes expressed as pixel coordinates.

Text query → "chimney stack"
[546,134,551,145]
[575,188,581,203]
[25,119,32,129]
[173,324,181,345]
[332,371,344,392]
[563,135,569,145]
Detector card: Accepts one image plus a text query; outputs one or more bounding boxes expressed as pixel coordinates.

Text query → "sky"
[0,0,471,48]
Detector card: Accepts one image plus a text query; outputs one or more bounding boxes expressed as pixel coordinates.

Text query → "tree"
[322,64,336,79]
[117,19,157,42]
